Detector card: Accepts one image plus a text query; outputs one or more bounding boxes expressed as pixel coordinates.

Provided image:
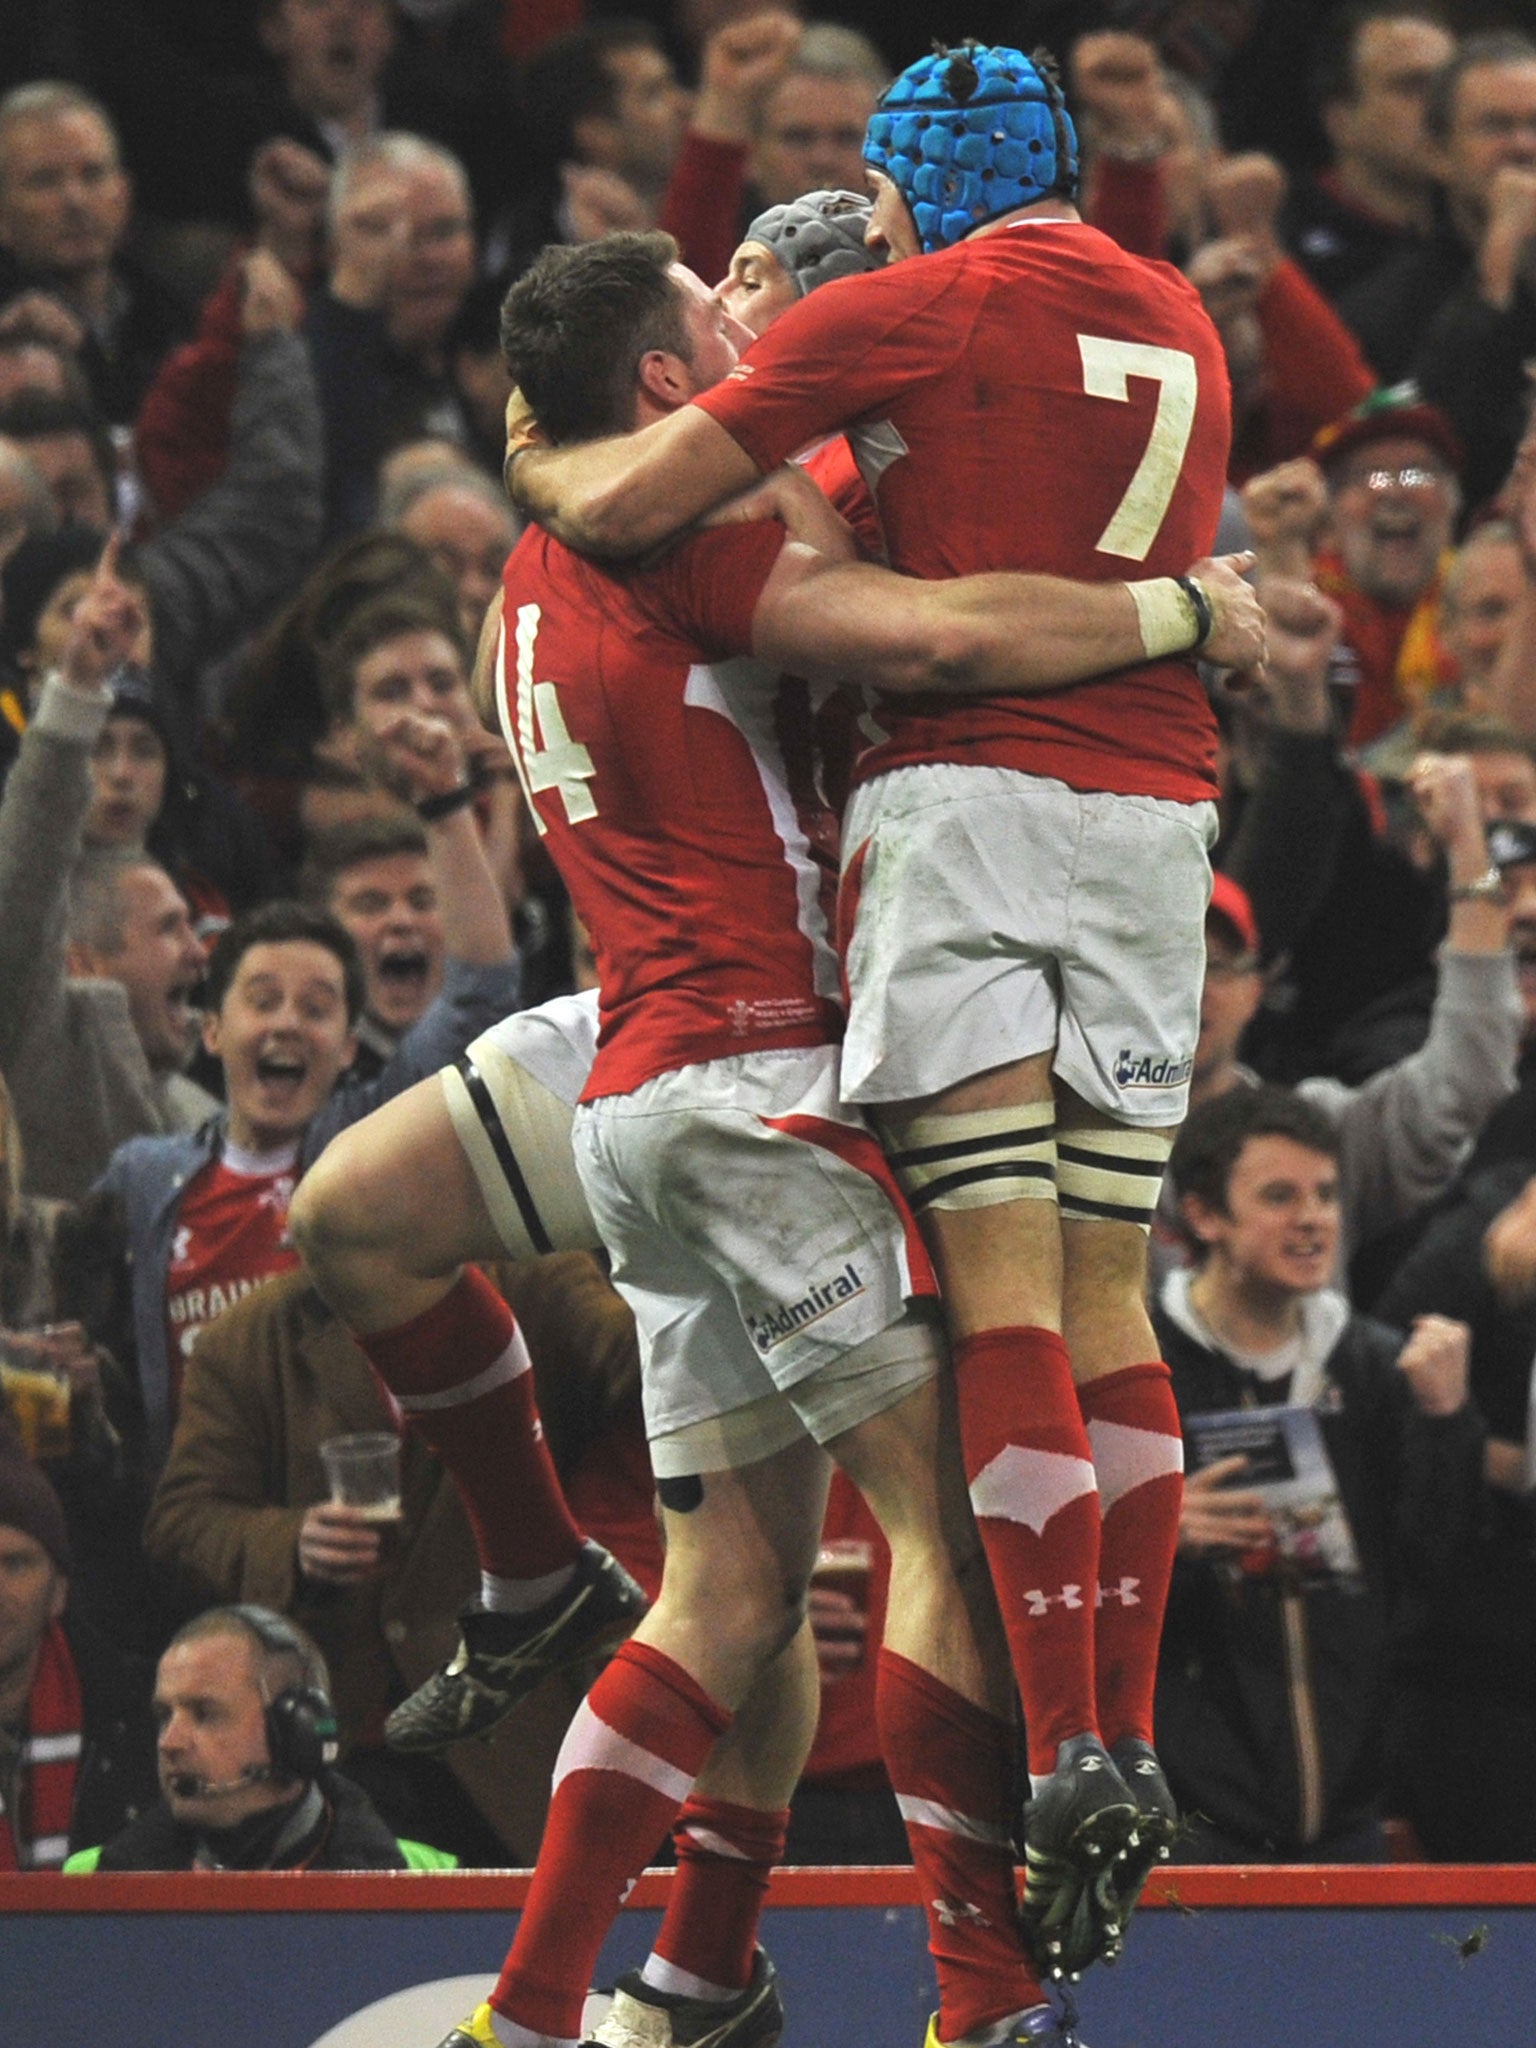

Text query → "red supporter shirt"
[496,521,845,1100]
[694,218,1232,803]
[164,1141,300,1412]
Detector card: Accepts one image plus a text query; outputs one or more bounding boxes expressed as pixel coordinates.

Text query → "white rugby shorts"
[838,763,1217,1124]
[571,1044,938,1462]
[439,991,601,1259]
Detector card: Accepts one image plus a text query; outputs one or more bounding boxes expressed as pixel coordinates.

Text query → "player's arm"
[749,546,1266,694]
[509,406,759,559]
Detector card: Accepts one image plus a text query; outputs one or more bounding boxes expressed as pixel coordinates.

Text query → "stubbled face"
[155,1633,292,1829]
[204,939,356,1151]
[1330,17,1455,186]
[863,165,921,262]
[0,1526,65,1698]
[347,626,477,746]
[263,0,396,122]
[86,713,167,850]
[88,864,204,1074]
[1329,434,1457,607]
[0,107,129,278]
[399,484,517,644]
[716,241,799,338]
[328,850,444,1033]
[669,263,752,395]
[1436,59,1536,221]
[1441,535,1523,698]
[754,73,878,208]
[1190,1135,1340,1298]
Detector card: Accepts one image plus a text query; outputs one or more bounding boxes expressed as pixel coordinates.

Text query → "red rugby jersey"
[495,521,845,1100]
[695,219,1232,803]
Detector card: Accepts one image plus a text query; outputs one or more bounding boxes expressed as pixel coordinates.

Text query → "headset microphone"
[169,1763,278,1799]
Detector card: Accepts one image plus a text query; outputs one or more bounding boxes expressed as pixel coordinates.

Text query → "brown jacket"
[144,1255,641,1862]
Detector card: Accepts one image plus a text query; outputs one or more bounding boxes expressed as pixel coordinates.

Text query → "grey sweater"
[0,676,217,1203]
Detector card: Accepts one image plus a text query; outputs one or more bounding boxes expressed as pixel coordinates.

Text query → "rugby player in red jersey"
[505,43,1238,1976]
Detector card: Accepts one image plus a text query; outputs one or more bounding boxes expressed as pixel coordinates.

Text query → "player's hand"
[561,162,648,243]
[329,164,411,309]
[365,708,469,804]
[249,136,331,278]
[502,386,546,499]
[693,9,801,143]
[702,463,857,558]
[1242,575,1339,731]
[1179,1457,1274,1556]
[1240,457,1328,578]
[60,533,148,692]
[1483,1172,1536,1305]
[1395,1314,1471,1419]
[0,288,87,354]
[1069,32,1175,159]
[1192,552,1266,671]
[240,246,304,338]
[808,1584,867,1684]
[298,1502,385,1584]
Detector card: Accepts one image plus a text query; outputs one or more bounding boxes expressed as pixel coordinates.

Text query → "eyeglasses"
[1335,464,1450,495]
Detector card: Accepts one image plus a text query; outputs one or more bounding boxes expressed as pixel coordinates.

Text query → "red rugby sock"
[358,1269,582,1581]
[878,1649,1044,2041]
[953,1326,1102,1774]
[1076,1363,1184,1749]
[492,1641,730,2039]
[650,1794,788,1994]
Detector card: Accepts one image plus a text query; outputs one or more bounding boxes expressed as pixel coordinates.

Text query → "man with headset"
[70,1605,440,1870]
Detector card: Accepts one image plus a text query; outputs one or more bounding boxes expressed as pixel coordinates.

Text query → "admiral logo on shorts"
[746,1261,866,1352]
[1113,1048,1195,1090]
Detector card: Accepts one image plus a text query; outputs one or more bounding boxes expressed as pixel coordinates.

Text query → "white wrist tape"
[1126,577,1202,661]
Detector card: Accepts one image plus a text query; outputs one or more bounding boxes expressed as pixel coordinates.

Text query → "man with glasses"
[1310,387,1464,749]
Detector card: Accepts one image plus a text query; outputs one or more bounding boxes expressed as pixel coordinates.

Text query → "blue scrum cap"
[864,42,1078,255]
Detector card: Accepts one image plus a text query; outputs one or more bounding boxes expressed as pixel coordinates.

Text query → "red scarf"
[0,1621,82,1869]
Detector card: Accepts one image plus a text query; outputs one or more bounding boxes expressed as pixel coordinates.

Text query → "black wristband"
[1174,574,1215,652]
[416,781,476,823]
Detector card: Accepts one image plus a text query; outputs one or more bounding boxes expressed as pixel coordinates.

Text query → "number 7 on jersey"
[1077,336,1198,563]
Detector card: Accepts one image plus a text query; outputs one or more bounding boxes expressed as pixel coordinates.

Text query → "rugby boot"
[387,1539,647,1752]
[1108,1736,1179,1926]
[1019,1734,1138,1980]
[585,1948,783,2048]
[435,2005,501,2048]
[920,1995,1090,2047]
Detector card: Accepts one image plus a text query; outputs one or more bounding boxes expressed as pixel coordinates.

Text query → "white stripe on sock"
[395,1330,532,1412]
[895,1794,1013,1848]
[969,1445,1097,1536]
[551,1699,695,1805]
[1086,1417,1184,1514]
[640,1956,738,2002]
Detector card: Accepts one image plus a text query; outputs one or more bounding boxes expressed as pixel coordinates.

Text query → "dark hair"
[1169,1085,1341,1221]
[519,18,665,169]
[1424,30,1536,145]
[204,900,366,1024]
[500,231,690,445]
[0,391,115,509]
[300,814,430,905]
[318,591,468,728]
[1310,4,1448,113]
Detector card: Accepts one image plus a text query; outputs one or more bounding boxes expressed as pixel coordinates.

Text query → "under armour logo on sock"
[1096,1576,1142,1607]
[1023,1585,1084,1615]
[932,1895,993,1929]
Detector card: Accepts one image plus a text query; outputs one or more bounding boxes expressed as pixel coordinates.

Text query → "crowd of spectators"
[4,0,1536,1878]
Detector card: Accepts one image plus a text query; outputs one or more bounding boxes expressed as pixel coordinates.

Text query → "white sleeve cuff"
[31,672,112,744]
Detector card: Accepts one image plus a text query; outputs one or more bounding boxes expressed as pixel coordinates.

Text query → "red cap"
[1310,382,1463,478]
[1207,872,1260,956]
